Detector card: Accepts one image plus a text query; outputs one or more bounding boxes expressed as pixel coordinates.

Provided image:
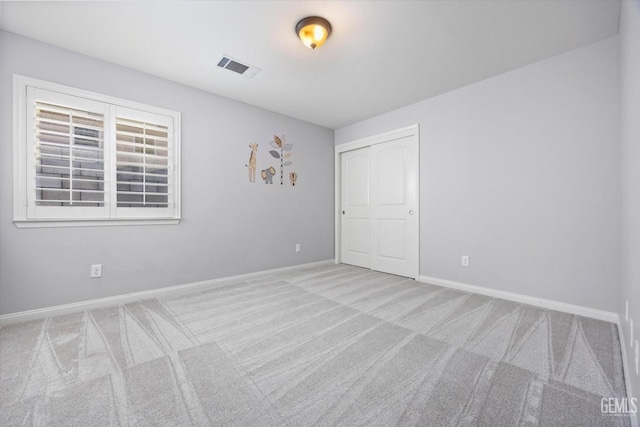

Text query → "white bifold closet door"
[340,133,419,279]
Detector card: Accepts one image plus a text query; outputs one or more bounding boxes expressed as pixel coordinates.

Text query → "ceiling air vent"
[216,54,260,78]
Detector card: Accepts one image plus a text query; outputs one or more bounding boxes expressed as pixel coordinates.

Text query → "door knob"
[342,210,345,214]
[409,210,414,215]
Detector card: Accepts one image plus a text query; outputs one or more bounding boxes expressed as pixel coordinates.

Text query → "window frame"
[13,75,181,228]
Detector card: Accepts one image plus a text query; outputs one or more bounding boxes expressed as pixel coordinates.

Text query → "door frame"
[334,124,420,277]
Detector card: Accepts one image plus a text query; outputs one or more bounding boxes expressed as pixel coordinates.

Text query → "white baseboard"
[417,275,618,323]
[618,319,639,427]
[0,259,335,326]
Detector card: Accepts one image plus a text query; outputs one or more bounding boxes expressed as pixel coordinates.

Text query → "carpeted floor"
[0,263,631,426]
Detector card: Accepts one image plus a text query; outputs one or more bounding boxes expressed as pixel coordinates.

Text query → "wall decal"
[261,166,276,184]
[246,143,258,183]
[289,172,298,186]
[269,134,293,185]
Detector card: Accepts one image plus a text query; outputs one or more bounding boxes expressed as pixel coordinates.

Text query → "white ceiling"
[0,1,621,129]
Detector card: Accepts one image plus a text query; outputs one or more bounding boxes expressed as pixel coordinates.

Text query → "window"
[13,75,181,227]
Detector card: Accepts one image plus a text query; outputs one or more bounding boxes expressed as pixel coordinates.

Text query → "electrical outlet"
[296,243,301,253]
[91,264,102,278]
[636,340,639,375]
[461,256,470,267]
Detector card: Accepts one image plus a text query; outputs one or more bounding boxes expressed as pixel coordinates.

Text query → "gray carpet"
[0,263,631,426]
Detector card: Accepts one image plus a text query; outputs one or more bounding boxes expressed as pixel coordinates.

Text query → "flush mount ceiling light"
[295,16,332,50]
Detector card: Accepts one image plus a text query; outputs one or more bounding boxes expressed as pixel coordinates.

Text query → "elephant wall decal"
[261,166,276,184]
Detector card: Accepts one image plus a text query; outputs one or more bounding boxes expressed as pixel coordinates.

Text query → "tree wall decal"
[269,134,293,185]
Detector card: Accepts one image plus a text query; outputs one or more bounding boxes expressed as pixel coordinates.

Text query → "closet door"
[339,127,419,279]
[370,136,419,278]
[340,147,371,269]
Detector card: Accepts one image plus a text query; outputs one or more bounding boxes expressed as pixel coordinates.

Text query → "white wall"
[620,0,640,402]
[0,31,335,315]
[336,37,620,312]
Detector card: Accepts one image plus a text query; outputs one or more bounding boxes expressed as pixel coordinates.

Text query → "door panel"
[346,155,370,207]
[376,219,406,260]
[377,145,407,206]
[346,219,370,254]
[341,147,371,269]
[370,135,419,278]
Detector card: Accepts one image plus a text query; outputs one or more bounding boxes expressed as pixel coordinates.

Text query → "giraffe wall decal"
[246,143,258,183]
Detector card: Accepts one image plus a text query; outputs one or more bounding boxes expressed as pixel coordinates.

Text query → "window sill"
[14,218,181,228]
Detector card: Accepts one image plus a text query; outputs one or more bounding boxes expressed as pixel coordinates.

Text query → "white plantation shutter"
[35,102,105,207]
[116,118,169,207]
[113,107,175,218]
[17,77,180,226]
[26,88,110,220]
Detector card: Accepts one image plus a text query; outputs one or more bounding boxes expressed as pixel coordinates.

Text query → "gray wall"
[0,31,335,315]
[620,0,640,402]
[336,37,621,312]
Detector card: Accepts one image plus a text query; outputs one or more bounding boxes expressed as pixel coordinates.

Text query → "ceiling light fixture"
[295,16,332,50]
